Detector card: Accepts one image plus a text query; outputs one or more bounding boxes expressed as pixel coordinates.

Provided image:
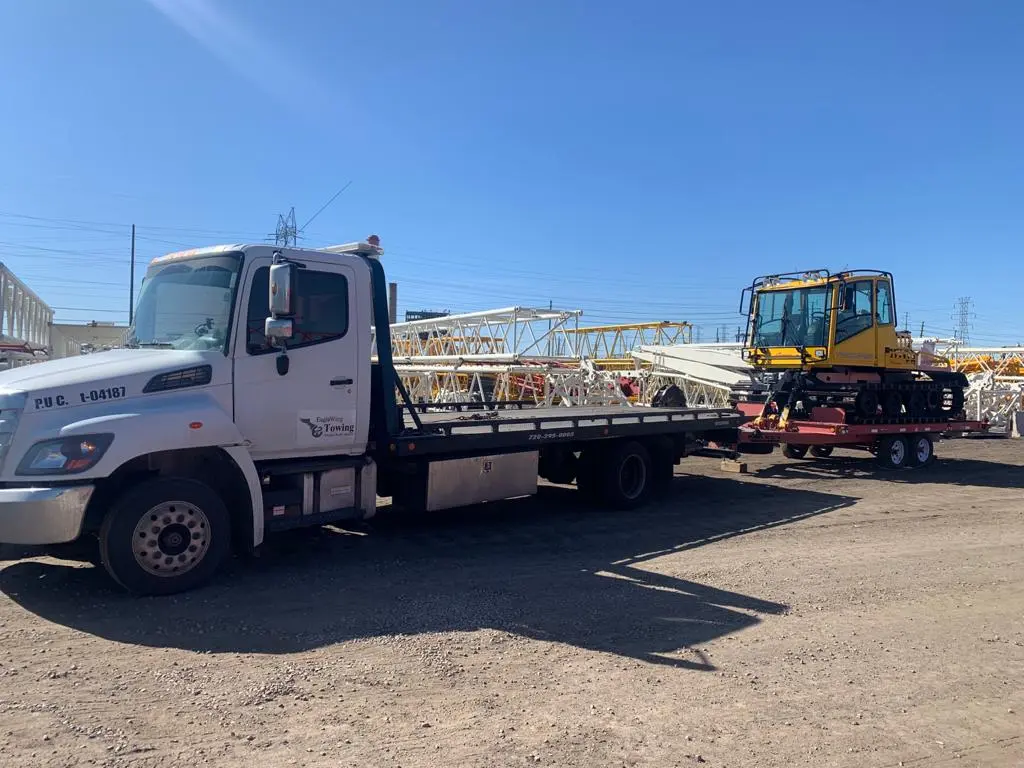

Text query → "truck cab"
[0,240,385,594]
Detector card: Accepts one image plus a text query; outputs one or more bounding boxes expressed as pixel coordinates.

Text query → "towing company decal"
[297,410,357,444]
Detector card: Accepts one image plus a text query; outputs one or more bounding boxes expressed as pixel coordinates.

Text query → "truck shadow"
[752,454,1024,488]
[0,475,858,671]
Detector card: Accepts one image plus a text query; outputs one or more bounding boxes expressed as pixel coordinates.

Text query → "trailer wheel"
[810,445,834,458]
[98,477,231,596]
[909,434,934,467]
[600,441,652,510]
[875,436,911,471]
[783,444,809,460]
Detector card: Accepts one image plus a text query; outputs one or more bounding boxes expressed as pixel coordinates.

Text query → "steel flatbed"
[387,404,745,457]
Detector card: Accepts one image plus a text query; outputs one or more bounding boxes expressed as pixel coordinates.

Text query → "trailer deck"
[732,403,990,469]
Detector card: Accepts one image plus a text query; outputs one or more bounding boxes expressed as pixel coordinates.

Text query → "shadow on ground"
[753,452,1024,488]
[0,475,857,671]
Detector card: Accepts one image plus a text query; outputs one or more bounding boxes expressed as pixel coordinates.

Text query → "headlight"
[16,434,114,476]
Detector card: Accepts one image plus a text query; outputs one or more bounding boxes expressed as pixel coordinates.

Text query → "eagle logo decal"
[299,418,323,438]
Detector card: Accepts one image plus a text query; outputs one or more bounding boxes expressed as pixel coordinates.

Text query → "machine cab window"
[835,280,874,343]
[876,280,894,326]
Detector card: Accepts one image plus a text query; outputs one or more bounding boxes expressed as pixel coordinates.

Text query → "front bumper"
[0,485,95,545]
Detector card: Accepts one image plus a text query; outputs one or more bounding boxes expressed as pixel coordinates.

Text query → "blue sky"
[0,0,1021,345]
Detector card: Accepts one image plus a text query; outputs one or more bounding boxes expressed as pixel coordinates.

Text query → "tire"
[909,434,934,467]
[875,435,911,470]
[783,444,809,460]
[98,477,231,596]
[599,441,652,510]
[810,445,834,458]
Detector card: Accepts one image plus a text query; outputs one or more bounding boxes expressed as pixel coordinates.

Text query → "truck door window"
[835,280,874,343]
[876,281,894,325]
[246,267,349,354]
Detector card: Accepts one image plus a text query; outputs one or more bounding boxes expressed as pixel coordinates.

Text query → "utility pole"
[903,311,910,332]
[128,224,136,325]
[919,321,925,337]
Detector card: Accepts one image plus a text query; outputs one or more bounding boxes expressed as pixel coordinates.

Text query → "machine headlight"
[16,434,114,476]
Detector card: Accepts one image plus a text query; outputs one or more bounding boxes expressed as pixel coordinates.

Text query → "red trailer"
[732,402,990,470]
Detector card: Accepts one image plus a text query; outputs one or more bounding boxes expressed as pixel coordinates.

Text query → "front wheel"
[875,436,911,471]
[98,477,231,596]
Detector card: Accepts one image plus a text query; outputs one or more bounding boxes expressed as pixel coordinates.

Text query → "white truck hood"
[0,349,213,391]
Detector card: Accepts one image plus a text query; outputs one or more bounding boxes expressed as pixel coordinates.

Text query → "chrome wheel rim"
[890,439,906,466]
[915,438,931,464]
[132,501,210,577]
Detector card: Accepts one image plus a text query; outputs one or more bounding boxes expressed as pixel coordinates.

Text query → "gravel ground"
[0,438,1022,768]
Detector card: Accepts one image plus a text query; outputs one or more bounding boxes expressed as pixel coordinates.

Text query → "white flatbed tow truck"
[0,237,742,595]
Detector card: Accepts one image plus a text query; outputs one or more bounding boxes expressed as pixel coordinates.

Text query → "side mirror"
[269,262,297,317]
[265,317,294,346]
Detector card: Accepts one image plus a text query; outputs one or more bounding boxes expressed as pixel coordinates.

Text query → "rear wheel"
[909,434,934,467]
[875,435,911,470]
[98,477,231,596]
[810,445,834,458]
[598,441,652,510]
[783,444,809,460]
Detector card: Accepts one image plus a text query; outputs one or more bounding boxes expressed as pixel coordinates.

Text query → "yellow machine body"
[743,270,917,374]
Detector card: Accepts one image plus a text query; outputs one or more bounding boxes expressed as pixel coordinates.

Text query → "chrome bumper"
[0,485,94,545]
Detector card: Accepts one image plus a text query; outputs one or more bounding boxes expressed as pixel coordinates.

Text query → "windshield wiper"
[136,341,176,349]
[779,308,791,346]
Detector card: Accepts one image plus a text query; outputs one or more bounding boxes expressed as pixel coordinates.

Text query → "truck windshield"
[127,253,242,350]
[751,286,830,348]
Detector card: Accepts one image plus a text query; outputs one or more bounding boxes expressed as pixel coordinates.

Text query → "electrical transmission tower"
[270,207,299,246]
[952,296,975,346]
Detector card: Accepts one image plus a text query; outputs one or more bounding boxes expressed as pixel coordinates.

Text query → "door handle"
[330,377,353,386]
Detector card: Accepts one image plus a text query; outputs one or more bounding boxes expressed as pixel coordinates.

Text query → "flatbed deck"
[390,405,744,457]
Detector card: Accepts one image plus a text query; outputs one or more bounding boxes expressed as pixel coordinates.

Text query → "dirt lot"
[0,438,1022,768]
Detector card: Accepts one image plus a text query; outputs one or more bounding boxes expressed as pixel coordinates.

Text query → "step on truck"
[0,238,743,595]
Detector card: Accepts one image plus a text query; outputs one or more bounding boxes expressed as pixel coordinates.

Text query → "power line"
[300,181,353,232]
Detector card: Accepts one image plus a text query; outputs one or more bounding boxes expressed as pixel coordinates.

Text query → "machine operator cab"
[741,269,913,372]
